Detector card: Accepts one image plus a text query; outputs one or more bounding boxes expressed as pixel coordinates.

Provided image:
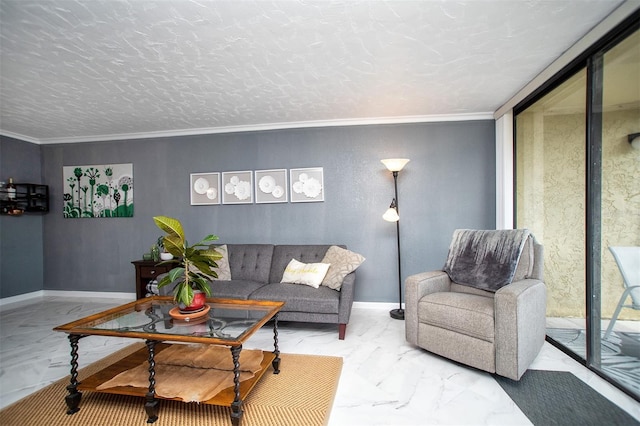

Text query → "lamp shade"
[383,207,399,222]
[381,158,410,172]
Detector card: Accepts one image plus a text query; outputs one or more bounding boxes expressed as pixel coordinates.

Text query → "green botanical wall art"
[63,163,134,218]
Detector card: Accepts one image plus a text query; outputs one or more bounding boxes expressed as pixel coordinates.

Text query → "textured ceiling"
[0,0,625,143]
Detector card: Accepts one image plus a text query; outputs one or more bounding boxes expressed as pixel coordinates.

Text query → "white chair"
[604,246,640,340]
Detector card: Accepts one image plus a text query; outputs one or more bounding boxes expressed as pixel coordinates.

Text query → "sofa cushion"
[208,280,265,300]
[268,245,336,284]
[249,283,339,314]
[321,245,365,290]
[418,292,495,342]
[281,258,330,288]
[450,283,494,297]
[227,244,274,283]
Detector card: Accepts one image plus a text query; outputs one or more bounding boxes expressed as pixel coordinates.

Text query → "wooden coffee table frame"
[53,296,285,425]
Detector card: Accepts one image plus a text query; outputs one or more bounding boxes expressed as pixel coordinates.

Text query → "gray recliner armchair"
[405,229,546,381]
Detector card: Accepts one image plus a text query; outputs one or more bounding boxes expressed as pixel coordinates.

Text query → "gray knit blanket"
[443,229,530,292]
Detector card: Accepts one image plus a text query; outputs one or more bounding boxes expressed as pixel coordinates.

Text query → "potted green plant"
[156,235,174,260]
[153,216,222,310]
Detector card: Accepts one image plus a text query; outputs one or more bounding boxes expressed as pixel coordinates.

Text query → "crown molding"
[1,112,494,145]
[0,130,41,144]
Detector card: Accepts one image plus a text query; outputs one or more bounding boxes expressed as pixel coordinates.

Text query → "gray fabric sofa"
[161,244,356,340]
[405,230,546,380]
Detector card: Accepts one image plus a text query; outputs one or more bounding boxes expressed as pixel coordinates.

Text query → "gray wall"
[5,120,496,302]
[0,136,45,297]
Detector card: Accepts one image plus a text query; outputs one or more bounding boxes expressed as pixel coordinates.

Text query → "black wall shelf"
[0,183,49,215]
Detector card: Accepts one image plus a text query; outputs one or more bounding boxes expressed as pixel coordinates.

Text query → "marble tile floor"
[1,295,639,425]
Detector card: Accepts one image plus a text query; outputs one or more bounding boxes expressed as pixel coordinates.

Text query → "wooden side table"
[131,260,173,299]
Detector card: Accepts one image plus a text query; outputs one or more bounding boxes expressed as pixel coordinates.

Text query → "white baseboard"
[353,301,404,310]
[0,290,136,308]
[43,290,136,300]
[0,290,45,307]
[1,290,399,310]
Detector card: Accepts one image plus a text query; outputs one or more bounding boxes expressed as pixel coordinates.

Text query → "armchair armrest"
[494,278,546,380]
[405,271,452,345]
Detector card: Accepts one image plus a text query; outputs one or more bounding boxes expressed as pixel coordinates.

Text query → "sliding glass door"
[515,69,589,355]
[598,29,640,395]
[515,25,639,399]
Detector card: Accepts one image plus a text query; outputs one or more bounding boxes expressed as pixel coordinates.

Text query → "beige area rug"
[0,344,343,426]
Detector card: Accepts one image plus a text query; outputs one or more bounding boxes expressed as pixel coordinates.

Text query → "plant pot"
[160,252,174,260]
[180,290,206,312]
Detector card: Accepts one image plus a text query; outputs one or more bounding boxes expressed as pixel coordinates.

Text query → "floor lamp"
[381,158,409,320]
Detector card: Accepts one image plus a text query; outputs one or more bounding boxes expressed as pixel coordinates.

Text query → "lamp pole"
[381,158,409,321]
[390,170,404,320]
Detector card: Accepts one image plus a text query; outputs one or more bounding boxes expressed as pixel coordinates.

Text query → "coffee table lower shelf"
[78,343,277,407]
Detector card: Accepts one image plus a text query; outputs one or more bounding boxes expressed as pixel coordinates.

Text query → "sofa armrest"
[337,272,356,324]
[494,278,546,380]
[404,271,452,345]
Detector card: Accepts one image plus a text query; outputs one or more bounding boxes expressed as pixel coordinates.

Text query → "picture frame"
[255,169,288,204]
[63,163,134,218]
[222,171,254,204]
[190,172,220,205]
[290,167,324,203]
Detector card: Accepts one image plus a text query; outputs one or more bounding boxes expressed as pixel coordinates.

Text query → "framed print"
[290,167,324,203]
[63,163,133,218]
[222,171,253,204]
[255,169,288,204]
[190,172,220,205]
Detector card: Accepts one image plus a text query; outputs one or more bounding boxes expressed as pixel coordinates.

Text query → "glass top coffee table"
[53,296,285,425]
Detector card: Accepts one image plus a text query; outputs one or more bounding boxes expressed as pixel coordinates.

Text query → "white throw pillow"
[321,246,366,290]
[212,244,232,280]
[281,258,331,288]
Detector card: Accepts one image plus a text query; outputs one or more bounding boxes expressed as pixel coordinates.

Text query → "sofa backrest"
[226,244,274,283]
[269,245,342,284]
